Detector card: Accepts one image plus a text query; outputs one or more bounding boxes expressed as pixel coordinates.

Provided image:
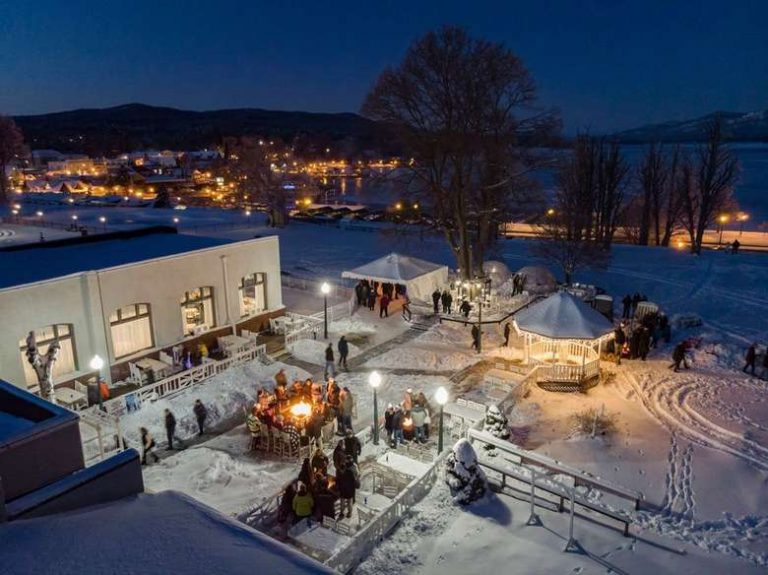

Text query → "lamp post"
[321,282,331,339]
[435,386,448,454]
[369,371,382,445]
[476,281,483,354]
[99,216,107,231]
[718,214,729,245]
[737,212,749,236]
[89,354,105,411]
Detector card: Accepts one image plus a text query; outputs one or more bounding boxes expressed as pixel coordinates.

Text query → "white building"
[0,230,284,391]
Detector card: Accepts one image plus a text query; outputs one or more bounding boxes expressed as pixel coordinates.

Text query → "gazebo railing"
[528,340,600,384]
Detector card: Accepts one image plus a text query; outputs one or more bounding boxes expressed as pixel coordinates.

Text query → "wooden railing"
[87,342,268,417]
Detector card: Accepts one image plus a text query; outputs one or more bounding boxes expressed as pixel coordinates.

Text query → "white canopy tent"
[341,253,449,302]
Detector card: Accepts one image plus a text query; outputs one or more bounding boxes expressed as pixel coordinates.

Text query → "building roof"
[514,291,614,340]
[341,252,447,283]
[0,232,232,290]
[0,490,333,575]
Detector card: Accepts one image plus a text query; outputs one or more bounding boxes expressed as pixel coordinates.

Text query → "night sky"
[0,0,765,132]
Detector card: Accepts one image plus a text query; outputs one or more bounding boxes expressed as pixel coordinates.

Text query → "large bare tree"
[0,115,24,205]
[225,136,288,227]
[681,120,739,254]
[362,26,559,278]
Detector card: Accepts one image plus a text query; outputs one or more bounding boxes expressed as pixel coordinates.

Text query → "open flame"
[290,402,312,418]
[402,417,413,430]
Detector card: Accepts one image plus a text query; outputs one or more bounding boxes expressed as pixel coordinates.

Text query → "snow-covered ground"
[46,206,767,571]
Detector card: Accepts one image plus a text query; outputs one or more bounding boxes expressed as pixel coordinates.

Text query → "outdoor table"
[218,334,250,357]
[135,357,173,380]
[55,387,88,410]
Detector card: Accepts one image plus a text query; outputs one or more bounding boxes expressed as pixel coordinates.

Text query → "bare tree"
[681,120,739,254]
[225,136,288,227]
[637,143,667,245]
[362,26,559,278]
[25,332,60,405]
[0,115,24,205]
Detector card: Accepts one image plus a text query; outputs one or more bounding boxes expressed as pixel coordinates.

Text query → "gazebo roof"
[514,291,614,340]
[341,253,446,283]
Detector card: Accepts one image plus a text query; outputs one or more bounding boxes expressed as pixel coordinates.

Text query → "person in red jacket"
[379,294,390,318]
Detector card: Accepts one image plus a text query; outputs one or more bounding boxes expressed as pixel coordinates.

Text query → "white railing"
[89,342,268,417]
[528,340,599,383]
[324,449,449,574]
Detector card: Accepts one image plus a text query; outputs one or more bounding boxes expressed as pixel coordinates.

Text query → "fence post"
[564,488,579,552]
[526,469,542,526]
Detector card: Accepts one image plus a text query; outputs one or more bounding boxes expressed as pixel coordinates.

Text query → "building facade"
[0,233,283,390]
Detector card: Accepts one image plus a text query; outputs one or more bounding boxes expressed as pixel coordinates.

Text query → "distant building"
[0,229,284,391]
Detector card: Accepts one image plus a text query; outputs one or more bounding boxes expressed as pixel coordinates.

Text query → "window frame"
[109,303,155,359]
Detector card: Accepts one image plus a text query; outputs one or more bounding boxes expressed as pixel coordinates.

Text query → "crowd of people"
[278,433,362,527]
[383,388,433,448]
[620,292,650,320]
[613,311,671,364]
[244,368,357,451]
[353,279,410,320]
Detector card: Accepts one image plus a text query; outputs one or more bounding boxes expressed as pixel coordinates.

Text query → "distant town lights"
[36,211,43,217]
[71,215,78,221]
[173,217,180,224]
[99,216,106,223]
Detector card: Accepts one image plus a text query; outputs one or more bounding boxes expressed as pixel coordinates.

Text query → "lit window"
[239,273,267,317]
[180,287,215,335]
[110,303,154,359]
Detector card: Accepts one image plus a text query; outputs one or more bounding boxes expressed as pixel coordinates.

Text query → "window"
[239,273,267,317]
[110,303,154,359]
[180,287,215,335]
[19,324,78,389]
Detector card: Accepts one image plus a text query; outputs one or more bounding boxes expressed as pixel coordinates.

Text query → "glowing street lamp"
[434,386,449,454]
[737,212,750,236]
[99,216,107,231]
[36,211,44,217]
[321,282,331,339]
[369,371,382,445]
[173,217,180,224]
[71,215,78,221]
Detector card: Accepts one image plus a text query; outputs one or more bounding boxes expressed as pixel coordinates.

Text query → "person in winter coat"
[164,409,177,450]
[193,399,207,436]
[274,368,288,388]
[379,294,390,318]
[338,336,349,370]
[670,342,689,372]
[637,326,651,361]
[762,350,768,379]
[292,483,314,523]
[313,476,337,520]
[332,440,346,470]
[298,457,314,490]
[340,387,354,431]
[460,300,471,319]
[631,293,641,316]
[324,343,336,379]
[621,294,632,319]
[471,324,480,350]
[432,289,441,314]
[335,462,357,519]
[343,428,362,464]
[311,447,329,475]
[278,482,296,524]
[140,427,159,465]
[503,322,511,347]
[410,403,427,443]
[367,289,376,311]
[402,389,413,413]
[384,404,395,444]
[391,406,404,447]
[743,344,757,375]
[614,326,626,365]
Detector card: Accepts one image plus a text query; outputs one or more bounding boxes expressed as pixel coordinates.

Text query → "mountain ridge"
[612,110,768,143]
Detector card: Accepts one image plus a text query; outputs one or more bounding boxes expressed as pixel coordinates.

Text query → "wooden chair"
[128,363,147,386]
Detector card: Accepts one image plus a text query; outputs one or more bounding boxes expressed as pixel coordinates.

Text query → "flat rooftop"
[0,231,233,289]
[0,491,332,575]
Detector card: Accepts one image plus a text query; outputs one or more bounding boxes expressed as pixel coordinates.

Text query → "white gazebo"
[513,291,614,390]
[341,253,449,302]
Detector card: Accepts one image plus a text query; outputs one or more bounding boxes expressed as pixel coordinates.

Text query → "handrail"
[467,429,643,508]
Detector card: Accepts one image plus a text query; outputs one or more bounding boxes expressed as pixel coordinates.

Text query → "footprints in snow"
[661,433,696,519]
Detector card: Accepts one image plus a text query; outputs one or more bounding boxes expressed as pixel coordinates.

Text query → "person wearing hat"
[384,403,395,444]
[391,405,404,447]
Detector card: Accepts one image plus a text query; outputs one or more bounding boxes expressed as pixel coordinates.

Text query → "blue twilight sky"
[0,0,765,133]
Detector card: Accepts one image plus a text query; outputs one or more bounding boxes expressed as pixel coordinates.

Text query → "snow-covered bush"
[483,405,510,439]
[571,407,615,437]
[444,439,487,504]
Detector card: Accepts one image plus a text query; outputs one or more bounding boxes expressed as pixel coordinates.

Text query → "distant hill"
[613,110,768,143]
[13,103,388,155]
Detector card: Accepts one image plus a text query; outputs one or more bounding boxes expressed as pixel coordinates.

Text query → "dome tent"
[515,265,557,296]
[482,260,511,288]
[341,253,448,302]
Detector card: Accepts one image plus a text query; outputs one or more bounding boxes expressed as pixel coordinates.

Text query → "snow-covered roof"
[514,291,613,340]
[0,491,333,575]
[341,252,446,283]
[516,265,557,295]
[0,233,233,290]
